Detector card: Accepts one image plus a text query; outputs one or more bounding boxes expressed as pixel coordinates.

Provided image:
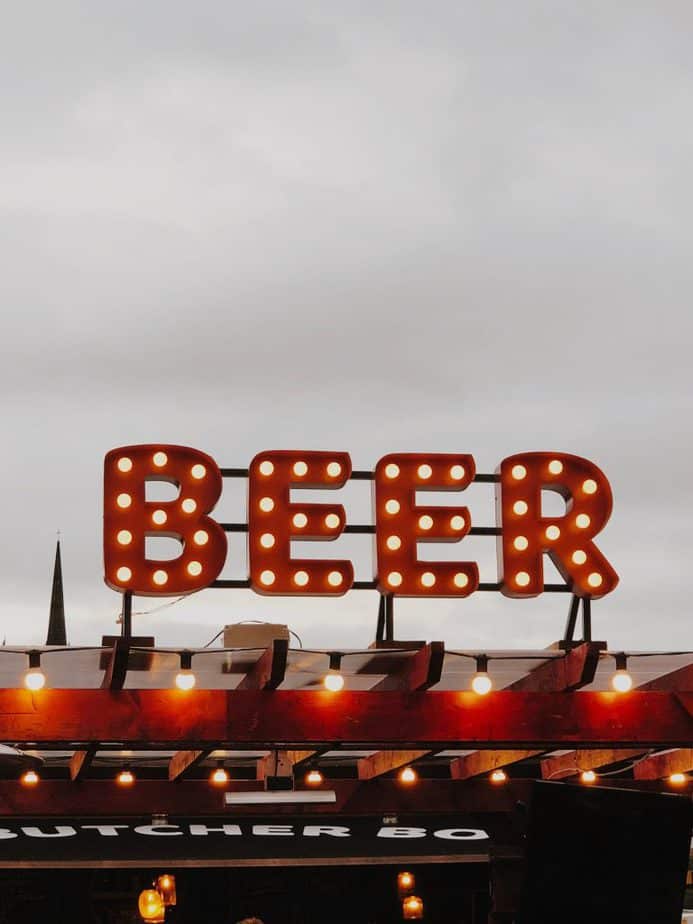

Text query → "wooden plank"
[69,745,97,782]
[505,643,601,692]
[636,663,693,691]
[256,750,317,781]
[540,748,643,780]
[236,639,288,691]
[168,749,210,782]
[369,643,445,692]
[450,750,543,780]
[357,750,432,780]
[633,748,693,780]
[100,640,130,691]
[0,690,690,748]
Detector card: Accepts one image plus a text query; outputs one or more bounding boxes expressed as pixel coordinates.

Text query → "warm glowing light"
[417,463,432,480]
[259,460,274,476]
[453,572,469,588]
[153,569,168,586]
[669,772,687,785]
[580,770,597,784]
[24,669,46,691]
[385,499,400,515]
[181,498,197,514]
[421,571,436,588]
[293,461,308,477]
[187,561,202,577]
[511,464,527,480]
[138,888,165,922]
[117,457,133,473]
[152,508,167,525]
[572,549,587,565]
[21,769,39,786]
[153,451,168,468]
[611,669,633,693]
[513,536,529,551]
[398,871,415,891]
[548,459,563,475]
[387,571,403,588]
[260,533,275,549]
[117,530,132,545]
[513,500,528,515]
[260,570,275,586]
[587,572,603,588]
[116,769,135,786]
[515,571,530,587]
[418,514,433,530]
[324,513,340,529]
[259,496,274,512]
[385,463,400,479]
[450,464,465,480]
[403,895,424,920]
[155,874,177,907]
[193,529,209,545]
[399,766,418,784]
[324,671,344,692]
[175,670,196,691]
[386,535,402,550]
[326,461,342,477]
[116,566,132,582]
[472,673,492,695]
[450,515,465,531]
[576,513,591,529]
[490,769,507,784]
[116,493,132,509]
[327,571,343,587]
[582,479,598,494]
[293,513,308,529]
[306,769,324,785]
[294,570,309,587]
[191,463,207,479]
[545,525,561,541]
[211,766,229,784]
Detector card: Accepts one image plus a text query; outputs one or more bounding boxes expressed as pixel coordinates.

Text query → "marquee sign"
[103,446,618,600]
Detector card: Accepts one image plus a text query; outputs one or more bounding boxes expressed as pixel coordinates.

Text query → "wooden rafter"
[69,745,97,782]
[450,750,543,780]
[168,749,211,782]
[633,748,693,780]
[256,750,318,781]
[236,639,289,691]
[540,748,643,780]
[368,642,445,692]
[357,750,433,780]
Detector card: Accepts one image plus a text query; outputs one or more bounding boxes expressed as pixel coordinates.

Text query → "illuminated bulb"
[117,457,133,473]
[294,570,309,587]
[421,571,436,588]
[513,500,528,516]
[511,464,527,480]
[326,461,342,477]
[418,515,433,531]
[259,496,274,512]
[324,513,340,529]
[306,769,324,785]
[398,871,414,891]
[450,515,465,531]
[324,670,344,692]
[259,460,274,476]
[153,451,168,467]
[403,896,424,919]
[260,533,275,549]
[293,513,308,529]
[385,463,400,479]
[572,549,587,565]
[293,460,308,477]
[24,668,46,691]
[587,572,603,588]
[211,767,229,785]
[116,493,132,509]
[152,508,167,526]
[515,571,530,587]
[576,514,591,529]
[453,572,469,589]
[669,772,687,785]
[385,499,400,515]
[399,767,418,784]
[472,673,492,695]
[513,536,529,551]
[116,566,132,582]
[580,770,597,784]
[548,459,563,475]
[117,530,132,545]
[187,561,203,577]
[417,463,432,480]
[386,535,401,550]
[450,464,465,480]
[545,525,561,541]
[582,479,598,494]
[490,769,507,784]
[175,670,195,691]
[116,769,135,786]
[387,571,403,588]
[327,571,343,588]
[611,669,633,693]
[181,498,197,514]
[193,529,208,545]
[21,769,39,786]
[191,463,207,479]
[153,569,168,586]
[260,570,275,586]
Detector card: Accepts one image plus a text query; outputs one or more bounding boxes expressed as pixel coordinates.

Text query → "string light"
[324,653,344,692]
[175,651,196,691]
[24,651,46,691]
[610,653,633,692]
[210,764,229,785]
[398,766,418,784]
[580,770,597,784]
[306,769,324,785]
[397,871,415,894]
[471,655,492,695]
[490,769,507,784]
[668,772,687,785]
[402,895,424,920]
[116,768,135,786]
[20,769,39,786]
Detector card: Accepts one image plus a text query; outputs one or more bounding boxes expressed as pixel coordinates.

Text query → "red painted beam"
[0,690,690,748]
[369,642,445,692]
[505,643,601,692]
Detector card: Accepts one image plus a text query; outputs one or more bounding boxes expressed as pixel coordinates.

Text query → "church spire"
[46,539,67,646]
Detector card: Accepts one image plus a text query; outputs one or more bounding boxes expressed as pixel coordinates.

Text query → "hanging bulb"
[175,650,196,691]
[580,770,597,784]
[324,653,344,691]
[210,764,229,785]
[397,871,415,895]
[116,768,135,786]
[490,769,508,784]
[20,769,40,786]
[398,766,418,784]
[24,651,46,691]
[610,653,633,692]
[471,655,492,695]
[305,769,324,785]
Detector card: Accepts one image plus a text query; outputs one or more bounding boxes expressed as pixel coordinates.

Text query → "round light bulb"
[324,671,344,692]
[152,451,168,468]
[306,769,324,785]
[548,459,563,475]
[181,498,197,514]
[576,514,591,529]
[152,509,167,526]
[669,772,687,785]
[421,571,436,588]
[116,493,131,509]
[191,464,207,479]
[211,767,229,784]
[259,460,274,476]
[117,530,132,545]
[580,770,597,784]
[582,479,598,494]
[116,566,132,582]
[153,569,168,586]
[260,533,275,549]
[418,515,433,531]
[324,513,340,529]
[175,670,196,691]
[21,769,39,786]
[193,529,208,545]
[387,571,403,588]
[611,669,633,693]
[513,536,529,551]
[399,767,418,784]
[259,496,274,512]
[386,535,401,550]
[24,669,46,692]
[117,457,133,473]
[511,464,527,480]
[385,499,400,515]
[453,572,469,589]
[260,570,275,586]
[587,572,603,588]
[417,463,432,480]
[450,515,465,531]
[472,673,492,695]
[545,525,561,541]
[293,461,308,477]
[116,769,134,786]
[385,463,400,479]
[449,464,465,481]
[327,571,343,587]
[515,571,531,587]
[326,462,342,478]
[572,549,587,565]
[294,570,309,587]
[187,561,203,577]
[490,769,507,784]
[293,513,308,529]
[513,500,528,516]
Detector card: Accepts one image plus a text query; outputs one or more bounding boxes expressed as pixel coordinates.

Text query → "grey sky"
[1,2,691,652]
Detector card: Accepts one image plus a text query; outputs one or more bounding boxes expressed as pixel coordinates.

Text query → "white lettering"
[252,825,294,837]
[81,825,130,837]
[133,825,182,836]
[22,826,77,838]
[433,828,489,841]
[376,827,427,839]
[0,829,17,840]
[302,825,351,838]
[189,824,242,837]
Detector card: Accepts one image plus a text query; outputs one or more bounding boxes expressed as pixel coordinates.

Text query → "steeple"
[46,540,67,646]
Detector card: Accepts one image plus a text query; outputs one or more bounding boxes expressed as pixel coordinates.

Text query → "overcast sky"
[1,2,691,653]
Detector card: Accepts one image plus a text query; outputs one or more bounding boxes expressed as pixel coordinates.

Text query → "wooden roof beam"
[369,642,444,692]
[168,749,211,782]
[357,750,433,780]
[541,748,643,780]
[450,750,543,781]
[69,745,97,782]
[633,748,693,780]
[505,642,602,692]
[236,639,288,691]
[256,750,319,782]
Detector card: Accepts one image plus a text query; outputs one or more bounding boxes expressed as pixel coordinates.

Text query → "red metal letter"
[104,444,227,595]
[497,452,618,598]
[248,451,354,595]
[374,453,478,596]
